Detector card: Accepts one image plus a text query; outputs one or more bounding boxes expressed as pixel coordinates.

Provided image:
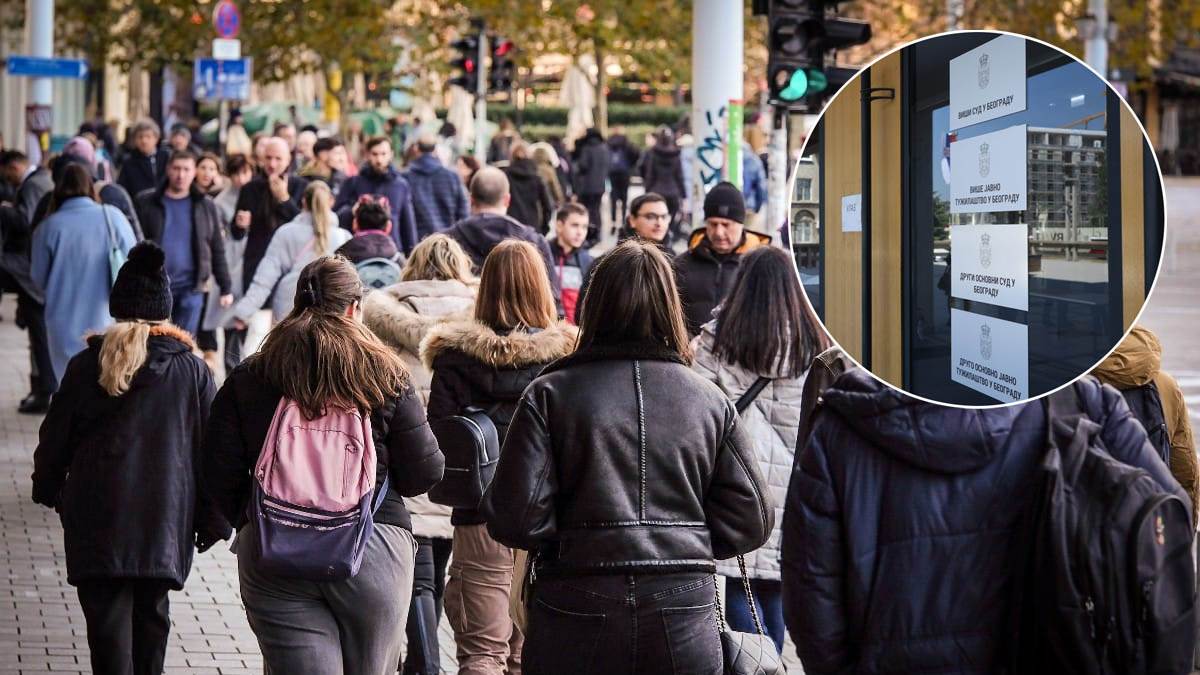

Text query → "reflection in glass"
[791,152,821,316]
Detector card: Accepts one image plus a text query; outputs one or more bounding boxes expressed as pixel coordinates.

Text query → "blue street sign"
[6,56,88,79]
[193,58,251,101]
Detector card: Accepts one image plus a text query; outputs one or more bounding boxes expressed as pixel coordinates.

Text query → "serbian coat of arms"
[978,52,990,88]
[979,232,992,269]
[980,323,993,360]
[979,142,990,178]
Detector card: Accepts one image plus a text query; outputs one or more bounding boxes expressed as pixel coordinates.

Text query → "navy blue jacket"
[781,369,1187,675]
[403,153,468,240]
[335,164,419,255]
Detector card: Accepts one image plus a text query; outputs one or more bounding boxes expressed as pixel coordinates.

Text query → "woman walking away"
[33,241,229,675]
[228,181,351,327]
[203,256,444,675]
[422,240,577,675]
[691,246,827,653]
[362,233,478,675]
[32,163,137,385]
[482,239,773,675]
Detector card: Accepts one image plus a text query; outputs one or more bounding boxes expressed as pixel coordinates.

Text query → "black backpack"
[1009,380,1196,674]
[428,406,500,509]
[1120,380,1172,467]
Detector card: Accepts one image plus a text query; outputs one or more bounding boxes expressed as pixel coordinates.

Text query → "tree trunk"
[594,42,608,135]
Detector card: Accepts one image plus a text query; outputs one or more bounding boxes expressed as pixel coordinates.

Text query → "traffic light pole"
[767,104,789,239]
[474,25,488,162]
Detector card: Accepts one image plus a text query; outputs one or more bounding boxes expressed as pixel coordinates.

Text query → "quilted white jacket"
[691,321,806,581]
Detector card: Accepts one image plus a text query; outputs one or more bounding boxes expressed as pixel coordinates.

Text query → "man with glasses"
[577,192,675,310]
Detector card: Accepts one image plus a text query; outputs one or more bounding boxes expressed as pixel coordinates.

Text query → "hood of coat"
[363,279,477,353]
[407,153,445,176]
[85,323,197,390]
[687,228,772,259]
[652,145,681,159]
[1092,324,1162,388]
[420,319,578,370]
[820,367,1019,475]
[506,158,540,180]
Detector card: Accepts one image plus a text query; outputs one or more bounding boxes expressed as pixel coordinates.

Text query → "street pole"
[1084,0,1109,78]
[691,0,743,231]
[26,0,54,160]
[767,106,788,241]
[474,27,489,162]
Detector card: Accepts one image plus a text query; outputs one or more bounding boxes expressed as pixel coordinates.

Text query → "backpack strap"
[735,377,772,414]
[371,474,390,515]
[1044,380,1097,483]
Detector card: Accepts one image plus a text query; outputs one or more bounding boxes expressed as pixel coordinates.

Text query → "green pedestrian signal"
[778,68,829,102]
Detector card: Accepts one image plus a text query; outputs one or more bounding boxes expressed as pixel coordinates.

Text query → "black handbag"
[715,555,785,675]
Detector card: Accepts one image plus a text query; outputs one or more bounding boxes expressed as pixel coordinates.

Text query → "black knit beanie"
[110,241,172,322]
[703,181,745,224]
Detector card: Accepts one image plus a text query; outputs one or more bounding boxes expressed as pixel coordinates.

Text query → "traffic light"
[767,1,871,107]
[489,36,515,93]
[448,34,480,92]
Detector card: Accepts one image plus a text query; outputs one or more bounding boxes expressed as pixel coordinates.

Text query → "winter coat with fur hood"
[363,279,478,539]
[691,320,806,581]
[421,319,578,526]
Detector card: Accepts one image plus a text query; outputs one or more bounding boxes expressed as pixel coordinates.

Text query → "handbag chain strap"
[712,554,767,637]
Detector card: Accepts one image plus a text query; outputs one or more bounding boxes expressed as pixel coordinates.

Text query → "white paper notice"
[950,308,1028,403]
[950,223,1028,311]
[950,124,1027,214]
[841,194,862,233]
[949,34,1027,130]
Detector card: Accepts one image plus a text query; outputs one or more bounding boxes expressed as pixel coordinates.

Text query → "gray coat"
[229,210,350,323]
[691,320,807,581]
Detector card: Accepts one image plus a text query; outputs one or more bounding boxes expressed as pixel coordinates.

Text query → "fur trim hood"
[85,322,196,351]
[420,319,578,370]
[363,280,477,353]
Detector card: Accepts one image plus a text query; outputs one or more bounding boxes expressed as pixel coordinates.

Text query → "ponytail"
[304,182,334,255]
[98,321,158,396]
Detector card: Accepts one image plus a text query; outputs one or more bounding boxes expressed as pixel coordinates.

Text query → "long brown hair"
[252,256,409,418]
[712,246,828,377]
[576,239,691,362]
[50,163,96,213]
[474,240,556,331]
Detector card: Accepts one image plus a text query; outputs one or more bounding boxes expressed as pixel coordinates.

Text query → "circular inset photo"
[789,30,1166,406]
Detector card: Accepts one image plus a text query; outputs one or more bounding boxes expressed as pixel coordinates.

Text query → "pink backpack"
[249,399,388,580]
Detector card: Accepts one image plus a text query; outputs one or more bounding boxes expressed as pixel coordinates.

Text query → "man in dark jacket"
[572,127,610,245]
[297,136,347,197]
[335,201,400,265]
[503,142,555,234]
[446,166,562,312]
[606,127,640,227]
[781,368,1189,674]
[134,150,233,334]
[403,133,468,239]
[231,137,306,293]
[1,149,52,227]
[117,118,170,199]
[674,182,770,335]
[639,128,686,234]
[334,136,419,255]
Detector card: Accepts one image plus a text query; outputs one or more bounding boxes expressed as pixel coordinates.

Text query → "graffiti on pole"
[696,105,727,191]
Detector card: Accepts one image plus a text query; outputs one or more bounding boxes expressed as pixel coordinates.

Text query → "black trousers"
[523,572,720,675]
[223,327,247,374]
[403,536,453,674]
[0,270,56,396]
[609,172,631,224]
[76,579,173,675]
[579,192,604,246]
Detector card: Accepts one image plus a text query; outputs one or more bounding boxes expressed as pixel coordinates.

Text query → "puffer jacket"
[781,368,1187,675]
[504,157,555,234]
[691,321,805,581]
[422,319,578,526]
[482,341,773,576]
[363,279,478,540]
[1092,324,1199,523]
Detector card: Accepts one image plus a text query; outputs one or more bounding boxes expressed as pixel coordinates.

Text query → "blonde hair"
[401,234,475,284]
[303,182,335,255]
[98,321,160,396]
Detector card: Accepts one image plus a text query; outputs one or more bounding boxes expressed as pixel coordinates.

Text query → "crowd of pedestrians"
[2,113,1197,675]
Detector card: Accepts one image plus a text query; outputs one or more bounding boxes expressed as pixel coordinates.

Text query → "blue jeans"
[170,288,204,335]
[724,576,784,654]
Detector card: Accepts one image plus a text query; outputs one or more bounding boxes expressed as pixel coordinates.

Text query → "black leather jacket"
[482,342,774,576]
